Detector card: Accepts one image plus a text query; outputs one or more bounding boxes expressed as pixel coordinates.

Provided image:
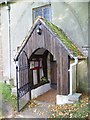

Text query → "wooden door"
[51,61,57,89]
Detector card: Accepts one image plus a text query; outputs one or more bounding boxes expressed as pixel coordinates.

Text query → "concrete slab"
[14,100,52,118]
[68,93,82,102]
[56,93,82,105]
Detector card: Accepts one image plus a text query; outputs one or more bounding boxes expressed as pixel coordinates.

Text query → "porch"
[35,89,57,104]
[14,17,84,111]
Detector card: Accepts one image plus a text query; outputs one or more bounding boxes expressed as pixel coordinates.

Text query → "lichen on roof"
[43,19,83,57]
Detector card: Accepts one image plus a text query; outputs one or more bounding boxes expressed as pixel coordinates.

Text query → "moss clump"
[43,19,83,57]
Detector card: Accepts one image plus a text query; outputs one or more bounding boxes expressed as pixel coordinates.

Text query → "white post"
[69,57,78,95]
[69,66,73,95]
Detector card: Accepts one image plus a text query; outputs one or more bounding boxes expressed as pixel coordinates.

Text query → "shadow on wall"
[77,59,88,93]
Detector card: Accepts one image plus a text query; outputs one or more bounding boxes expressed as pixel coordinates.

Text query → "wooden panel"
[44,27,51,51]
[55,41,62,94]
[42,51,48,78]
[62,47,69,95]
[41,25,45,47]
[17,21,70,95]
[34,25,44,48]
[29,33,33,57]
[18,51,29,88]
[51,61,57,89]
[43,26,47,48]
[45,28,52,52]
[30,70,33,86]
[59,47,63,95]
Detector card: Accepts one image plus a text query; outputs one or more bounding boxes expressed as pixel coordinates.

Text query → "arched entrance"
[29,48,57,99]
[15,18,72,111]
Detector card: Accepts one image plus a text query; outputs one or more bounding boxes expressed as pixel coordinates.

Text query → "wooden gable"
[14,17,84,98]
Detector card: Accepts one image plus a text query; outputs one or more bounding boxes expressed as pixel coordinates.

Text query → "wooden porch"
[35,89,57,104]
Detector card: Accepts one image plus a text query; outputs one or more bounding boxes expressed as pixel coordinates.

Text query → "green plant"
[0,82,17,110]
[41,76,49,83]
[41,76,46,81]
[43,18,83,57]
[49,94,89,118]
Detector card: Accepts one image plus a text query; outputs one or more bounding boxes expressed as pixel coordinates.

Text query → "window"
[33,5,51,22]
[30,59,43,85]
[30,58,49,88]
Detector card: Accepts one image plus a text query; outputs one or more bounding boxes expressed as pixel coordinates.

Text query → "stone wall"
[71,59,88,93]
[0,7,3,81]
[77,59,88,93]
[51,2,88,50]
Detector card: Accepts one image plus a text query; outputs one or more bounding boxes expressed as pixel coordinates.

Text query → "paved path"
[1,100,16,118]
[35,89,57,104]
[14,89,56,118]
[1,100,53,118]
[1,89,56,118]
[14,101,53,118]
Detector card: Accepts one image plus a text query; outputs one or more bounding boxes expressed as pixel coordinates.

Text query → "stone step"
[56,93,82,105]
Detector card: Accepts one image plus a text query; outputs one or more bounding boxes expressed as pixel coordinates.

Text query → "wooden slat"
[62,47,69,95]
[17,21,70,95]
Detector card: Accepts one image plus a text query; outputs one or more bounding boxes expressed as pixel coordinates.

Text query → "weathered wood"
[51,61,57,89]
[42,50,48,78]
[62,47,69,94]
[57,44,63,95]
[17,21,70,95]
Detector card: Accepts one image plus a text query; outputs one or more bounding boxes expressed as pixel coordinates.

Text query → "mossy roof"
[42,18,84,57]
[15,17,84,61]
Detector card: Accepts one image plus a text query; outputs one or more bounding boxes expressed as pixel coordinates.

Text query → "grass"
[0,82,17,110]
[49,94,89,118]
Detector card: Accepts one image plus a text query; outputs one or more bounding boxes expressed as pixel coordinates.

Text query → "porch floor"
[35,89,57,104]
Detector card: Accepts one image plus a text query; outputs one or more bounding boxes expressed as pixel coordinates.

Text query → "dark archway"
[15,19,70,111]
[29,48,57,92]
[16,20,70,96]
